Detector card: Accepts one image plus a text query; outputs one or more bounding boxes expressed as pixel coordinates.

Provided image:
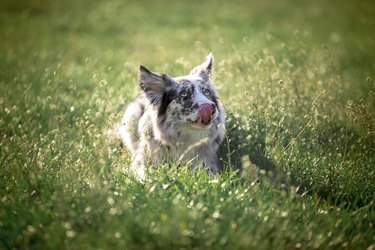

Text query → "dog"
[114,53,226,179]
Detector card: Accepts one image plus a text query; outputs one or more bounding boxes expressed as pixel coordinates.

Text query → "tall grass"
[1,0,374,249]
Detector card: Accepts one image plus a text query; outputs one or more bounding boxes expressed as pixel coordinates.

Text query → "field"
[1,0,375,249]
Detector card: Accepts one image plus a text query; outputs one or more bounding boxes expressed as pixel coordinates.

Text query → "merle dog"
[115,54,226,179]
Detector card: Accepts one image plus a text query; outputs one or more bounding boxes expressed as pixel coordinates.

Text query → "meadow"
[1,0,374,249]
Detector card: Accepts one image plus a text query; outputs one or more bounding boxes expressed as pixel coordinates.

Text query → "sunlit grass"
[1,0,374,249]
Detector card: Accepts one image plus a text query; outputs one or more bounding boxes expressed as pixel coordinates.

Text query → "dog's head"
[139,53,221,130]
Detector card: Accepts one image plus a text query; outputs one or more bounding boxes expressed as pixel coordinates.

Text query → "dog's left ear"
[139,65,175,107]
[189,53,214,81]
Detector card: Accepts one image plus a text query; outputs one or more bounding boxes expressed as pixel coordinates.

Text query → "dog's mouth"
[188,103,216,129]
[189,117,213,129]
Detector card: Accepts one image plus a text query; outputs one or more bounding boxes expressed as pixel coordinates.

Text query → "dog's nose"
[198,103,215,125]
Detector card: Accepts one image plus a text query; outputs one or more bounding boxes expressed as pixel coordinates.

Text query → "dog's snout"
[198,103,215,125]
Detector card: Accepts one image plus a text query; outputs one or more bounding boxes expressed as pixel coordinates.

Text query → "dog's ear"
[189,53,214,81]
[139,65,175,106]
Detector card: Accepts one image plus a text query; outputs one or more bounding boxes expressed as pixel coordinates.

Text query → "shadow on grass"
[218,113,290,188]
[219,112,375,208]
[218,113,270,171]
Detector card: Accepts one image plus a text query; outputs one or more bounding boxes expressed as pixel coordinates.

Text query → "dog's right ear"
[139,65,175,106]
[189,53,214,81]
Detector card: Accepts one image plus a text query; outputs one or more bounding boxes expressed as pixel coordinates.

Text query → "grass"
[1,0,375,249]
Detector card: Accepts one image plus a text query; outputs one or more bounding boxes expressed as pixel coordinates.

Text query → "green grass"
[1,0,375,249]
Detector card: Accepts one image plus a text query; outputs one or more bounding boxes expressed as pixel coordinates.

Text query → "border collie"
[115,54,225,179]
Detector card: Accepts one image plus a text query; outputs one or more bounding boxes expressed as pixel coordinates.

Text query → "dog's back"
[117,99,145,154]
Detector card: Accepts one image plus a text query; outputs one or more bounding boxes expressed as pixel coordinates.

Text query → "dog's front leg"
[130,144,148,180]
[208,161,219,177]
[130,160,146,181]
[201,158,219,177]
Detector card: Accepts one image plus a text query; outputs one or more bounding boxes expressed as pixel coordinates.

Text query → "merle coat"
[116,54,226,179]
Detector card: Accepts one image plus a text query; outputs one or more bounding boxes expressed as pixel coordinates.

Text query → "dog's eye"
[203,89,210,96]
[180,90,188,97]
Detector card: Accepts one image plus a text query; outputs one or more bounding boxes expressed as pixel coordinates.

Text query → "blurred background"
[1,0,374,79]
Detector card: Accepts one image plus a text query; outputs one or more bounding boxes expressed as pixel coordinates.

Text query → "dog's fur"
[114,54,226,179]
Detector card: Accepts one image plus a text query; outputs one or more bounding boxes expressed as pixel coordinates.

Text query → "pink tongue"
[198,104,213,123]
